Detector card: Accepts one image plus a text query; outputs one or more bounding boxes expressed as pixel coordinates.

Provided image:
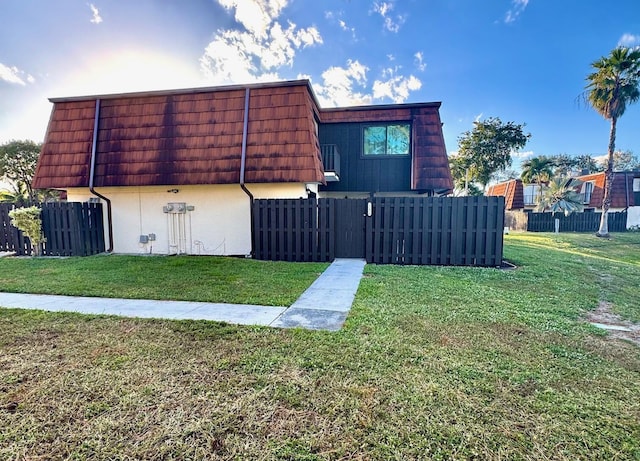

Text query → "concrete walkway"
[0,258,366,331]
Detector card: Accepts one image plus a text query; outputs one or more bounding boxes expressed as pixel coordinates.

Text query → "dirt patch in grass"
[586,301,640,346]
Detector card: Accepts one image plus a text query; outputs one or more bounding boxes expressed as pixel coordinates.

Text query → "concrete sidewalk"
[0,258,366,331]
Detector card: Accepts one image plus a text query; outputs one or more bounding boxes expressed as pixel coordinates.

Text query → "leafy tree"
[456,117,531,190]
[607,149,640,171]
[585,46,640,236]
[536,177,584,216]
[520,156,554,203]
[0,140,41,204]
[491,168,520,184]
[574,154,603,174]
[448,154,484,195]
[547,154,577,177]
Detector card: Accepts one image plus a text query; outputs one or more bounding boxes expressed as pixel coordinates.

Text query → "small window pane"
[364,126,387,155]
[387,124,410,155]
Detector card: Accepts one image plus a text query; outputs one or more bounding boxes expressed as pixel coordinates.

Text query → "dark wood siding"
[318,123,412,193]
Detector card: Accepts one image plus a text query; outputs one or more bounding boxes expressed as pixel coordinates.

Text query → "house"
[32,80,453,256]
[486,178,546,210]
[573,170,640,228]
[486,179,525,210]
[318,103,452,198]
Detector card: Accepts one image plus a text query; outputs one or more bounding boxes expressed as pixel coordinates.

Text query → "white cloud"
[594,153,608,165]
[325,10,356,38]
[512,150,534,160]
[312,60,372,107]
[373,1,406,33]
[414,51,426,71]
[372,72,421,104]
[0,63,33,85]
[217,0,287,38]
[504,0,529,24]
[201,0,322,84]
[313,61,422,107]
[474,113,483,123]
[619,33,640,47]
[374,1,392,17]
[89,3,103,24]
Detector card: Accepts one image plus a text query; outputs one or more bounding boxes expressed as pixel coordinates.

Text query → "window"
[582,181,594,204]
[363,123,410,156]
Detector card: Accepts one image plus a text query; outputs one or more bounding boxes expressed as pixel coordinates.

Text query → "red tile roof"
[486,179,525,210]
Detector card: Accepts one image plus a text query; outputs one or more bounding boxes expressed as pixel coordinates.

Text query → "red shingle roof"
[486,179,525,210]
[34,81,324,189]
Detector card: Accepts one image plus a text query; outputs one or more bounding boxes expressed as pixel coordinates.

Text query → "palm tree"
[585,47,640,237]
[520,156,554,204]
[536,177,584,216]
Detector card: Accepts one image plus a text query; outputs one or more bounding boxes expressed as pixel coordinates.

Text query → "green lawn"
[1,232,639,460]
[0,255,329,306]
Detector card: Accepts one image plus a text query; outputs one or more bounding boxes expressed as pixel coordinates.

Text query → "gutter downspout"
[89,98,114,252]
[625,172,630,210]
[239,88,255,257]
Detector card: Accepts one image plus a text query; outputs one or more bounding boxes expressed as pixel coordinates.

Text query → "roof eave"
[48,79,317,104]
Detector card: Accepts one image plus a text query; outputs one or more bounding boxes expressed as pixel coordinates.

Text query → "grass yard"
[1,232,639,460]
[0,255,329,306]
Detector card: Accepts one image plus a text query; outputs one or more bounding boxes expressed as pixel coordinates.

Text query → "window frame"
[582,181,595,204]
[361,122,412,158]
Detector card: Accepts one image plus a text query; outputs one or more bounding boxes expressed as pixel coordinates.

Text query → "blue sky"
[1,0,640,172]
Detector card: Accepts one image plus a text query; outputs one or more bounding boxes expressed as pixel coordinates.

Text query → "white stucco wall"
[627,206,640,228]
[66,183,312,255]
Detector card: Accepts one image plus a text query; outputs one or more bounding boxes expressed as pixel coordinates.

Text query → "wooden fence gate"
[335,199,367,258]
[252,196,505,266]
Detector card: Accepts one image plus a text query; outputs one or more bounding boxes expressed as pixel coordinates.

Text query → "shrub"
[8,206,46,256]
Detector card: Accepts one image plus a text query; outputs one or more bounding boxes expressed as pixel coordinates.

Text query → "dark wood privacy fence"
[367,196,504,266]
[252,198,336,262]
[0,203,32,255]
[0,202,105,256]
[506,210,627,232]
[252,196,505,266]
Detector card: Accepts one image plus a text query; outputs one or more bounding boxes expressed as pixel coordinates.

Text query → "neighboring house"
[522,183,542,208]
[32,79,453,256]
[573,170,640,228]
[486,179,525,210]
